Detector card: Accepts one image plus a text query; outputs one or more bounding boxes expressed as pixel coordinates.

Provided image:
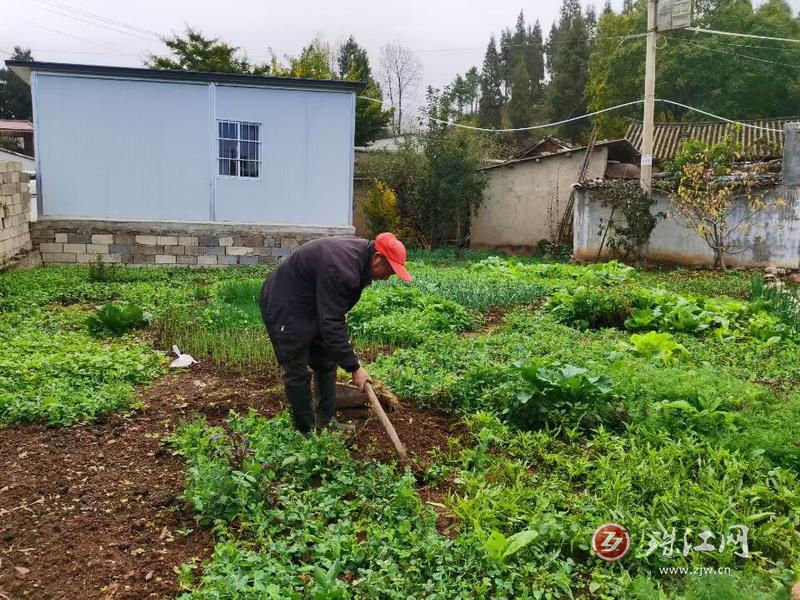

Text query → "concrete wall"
[33,73,355,227]
[574,186,800,268]
[30,217,355,267]
[0,148,34,172]
[0,161,36,269]
[471,146,608,253]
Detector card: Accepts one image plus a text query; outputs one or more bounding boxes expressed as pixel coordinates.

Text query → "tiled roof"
[625,118,798,161]
[512,136,574,160]
[481,138,638,171]
[0,120,33,132]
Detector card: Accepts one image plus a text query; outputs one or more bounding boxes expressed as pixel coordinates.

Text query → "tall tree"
[288,38,334,79]
[464,66,481,114]
[546,0,592,141]
[419,88,488,249]
[146,27,266,73]
[451,74,467,115]
[585,4,598,38]
[587,0,800,138]
[379,43,422,135]
[337,35,370,80]
[338,36,393,145]
[446,67,481,118]
[508,58,535,133]
[499,27,514,100]
[478,36,503,129]
[525,20,545,97]
[0,46,33,120]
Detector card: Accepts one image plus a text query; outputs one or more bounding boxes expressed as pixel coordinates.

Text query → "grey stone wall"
[0,161,35,269]
[30,218,356,267]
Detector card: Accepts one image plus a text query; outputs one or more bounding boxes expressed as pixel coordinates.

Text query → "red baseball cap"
[375,232,412,282]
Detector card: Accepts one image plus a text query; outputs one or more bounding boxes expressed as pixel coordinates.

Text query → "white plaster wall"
[471,147,608,250]
[0,148,34,172]
[574,187,800,268]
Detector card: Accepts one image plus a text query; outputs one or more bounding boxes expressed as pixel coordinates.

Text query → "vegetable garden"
[1,253,799,599]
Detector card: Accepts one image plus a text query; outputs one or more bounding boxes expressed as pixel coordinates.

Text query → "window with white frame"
[218,121,261,178]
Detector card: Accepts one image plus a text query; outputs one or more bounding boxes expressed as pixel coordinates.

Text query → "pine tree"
[546,0,591,141]
[526,20,545,99]
[337,35,371,80]
[511,11,528,65]
[452,74,467,115]
[498,28,514,101]
[586,4,598,38]
[464,66,481,114]
[479,36,503,129]
[508,58,534,132]
[337,36,393,145]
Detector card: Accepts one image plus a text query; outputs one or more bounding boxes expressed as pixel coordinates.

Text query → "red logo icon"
[591,523,631,562]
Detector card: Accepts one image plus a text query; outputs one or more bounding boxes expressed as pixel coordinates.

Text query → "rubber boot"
[314,368,355,433]
[284,384,315,437]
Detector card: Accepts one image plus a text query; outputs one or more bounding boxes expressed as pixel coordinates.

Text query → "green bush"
[86,301,151,336]
[348,285,474,346]
[625,331,688,363]
[87,257,119,282]
[546,285,633,329]
[505,362,621,431]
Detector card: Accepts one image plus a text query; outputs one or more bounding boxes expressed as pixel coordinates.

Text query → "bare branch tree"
[379,42,422,135]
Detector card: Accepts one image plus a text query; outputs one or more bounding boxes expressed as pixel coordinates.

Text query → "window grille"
[218,121,261,178]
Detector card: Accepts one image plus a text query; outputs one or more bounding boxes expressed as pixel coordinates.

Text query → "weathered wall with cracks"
[574,186,800,269]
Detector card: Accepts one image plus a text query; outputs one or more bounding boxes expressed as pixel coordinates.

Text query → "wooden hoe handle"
[364,381,408,463]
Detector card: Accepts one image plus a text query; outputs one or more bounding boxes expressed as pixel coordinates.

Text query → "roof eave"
[4,60,367,92]
[484,138,639,171]
[7,63,32,85]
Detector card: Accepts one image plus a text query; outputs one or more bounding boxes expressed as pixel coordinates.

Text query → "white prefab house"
[7,61,364,228]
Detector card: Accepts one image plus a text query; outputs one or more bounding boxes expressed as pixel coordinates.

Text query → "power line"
[687,27,800,45]
[683,37,800,53]
[30,22,113,49]
[676,38,800,69]
[36,0,162,39]
[359,96,786,133]
[657,99,786,132]
[361,97,645,132]
[33,2,161,43]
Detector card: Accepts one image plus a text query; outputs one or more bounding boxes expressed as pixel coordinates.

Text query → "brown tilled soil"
[0,364,459,600]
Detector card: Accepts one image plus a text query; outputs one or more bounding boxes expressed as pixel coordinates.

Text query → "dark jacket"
[259,237,374,372]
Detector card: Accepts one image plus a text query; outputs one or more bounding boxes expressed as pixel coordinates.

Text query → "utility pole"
[640,0,658,193]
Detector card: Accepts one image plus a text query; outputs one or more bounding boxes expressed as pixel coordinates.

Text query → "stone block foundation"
[30,218,355,267]
[0,161,37,270]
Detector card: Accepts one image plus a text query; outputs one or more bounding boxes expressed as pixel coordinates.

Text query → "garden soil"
[0,363,459,599]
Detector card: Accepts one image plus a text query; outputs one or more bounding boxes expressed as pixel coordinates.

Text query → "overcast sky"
[2,0,796,115]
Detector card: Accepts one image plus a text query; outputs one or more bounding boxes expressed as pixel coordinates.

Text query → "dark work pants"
[279,340,337,433]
